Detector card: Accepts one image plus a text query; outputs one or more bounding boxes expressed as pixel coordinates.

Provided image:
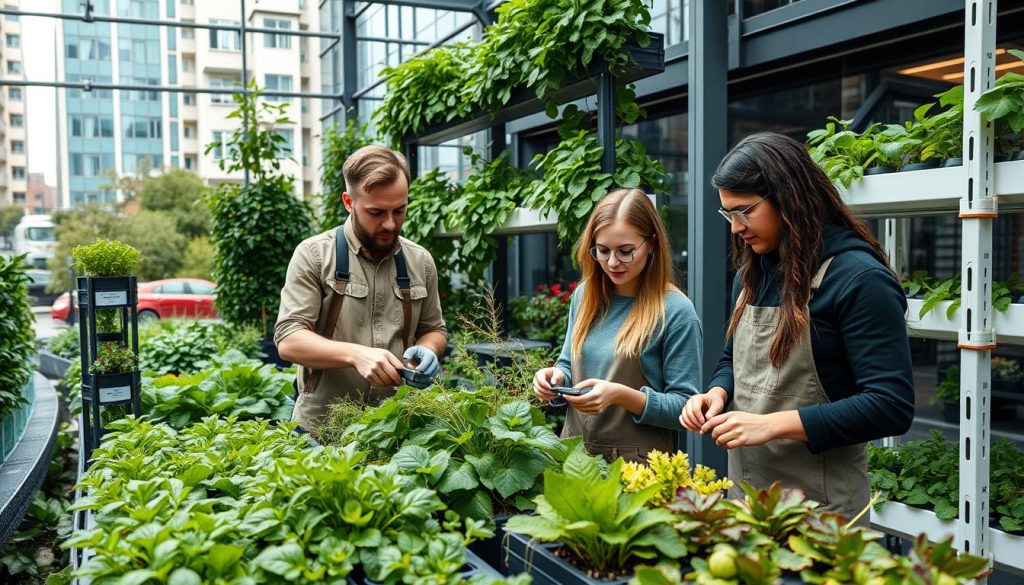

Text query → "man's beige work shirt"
[274,218,446,431]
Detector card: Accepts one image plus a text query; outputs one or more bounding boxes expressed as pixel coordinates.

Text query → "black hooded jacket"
[708,224,915,454]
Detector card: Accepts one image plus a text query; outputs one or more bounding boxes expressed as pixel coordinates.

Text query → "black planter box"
[464,339,552,368]
[87,371,140,405]
[345,549,500,584]
[504,531,630,585]
[469,514,512,575]
[78,275,138,309]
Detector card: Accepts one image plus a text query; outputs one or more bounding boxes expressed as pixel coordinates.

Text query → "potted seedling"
[807,118,882,185]
[71,239,143,457]
[975,49,1024,161]
[924,85,965,168]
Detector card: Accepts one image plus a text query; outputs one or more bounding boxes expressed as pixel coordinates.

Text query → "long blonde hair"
[572,189,678,360]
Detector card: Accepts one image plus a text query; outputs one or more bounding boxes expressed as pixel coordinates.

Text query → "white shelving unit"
[905,300,1024,346]
[854,1,1024,579]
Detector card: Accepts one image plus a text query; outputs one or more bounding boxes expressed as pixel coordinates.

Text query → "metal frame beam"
[686,0,729,475]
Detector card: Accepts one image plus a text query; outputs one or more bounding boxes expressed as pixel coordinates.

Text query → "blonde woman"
[533,188,702,463]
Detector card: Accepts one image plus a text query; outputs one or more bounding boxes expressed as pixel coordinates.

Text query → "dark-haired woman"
[679,132,914,525]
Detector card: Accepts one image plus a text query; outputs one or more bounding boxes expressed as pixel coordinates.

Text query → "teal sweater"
[555,287,703,430]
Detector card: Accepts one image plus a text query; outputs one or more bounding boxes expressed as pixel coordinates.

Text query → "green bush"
[206,84,312,335]
[138,320,263,376]
[47,327,80,360]
[175,236,215,280]
[0,254,34,418]
[71,239,142,277]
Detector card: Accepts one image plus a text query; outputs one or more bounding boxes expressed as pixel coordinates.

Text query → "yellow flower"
[619,450,733,506]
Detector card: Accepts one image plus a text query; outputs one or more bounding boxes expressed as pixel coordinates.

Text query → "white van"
[13,215,57,269]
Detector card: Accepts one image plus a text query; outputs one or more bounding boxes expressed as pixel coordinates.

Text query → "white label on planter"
[100,386,131,403]
[95,291,128,307]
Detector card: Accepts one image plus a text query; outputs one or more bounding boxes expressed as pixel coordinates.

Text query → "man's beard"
[351,209,399,257]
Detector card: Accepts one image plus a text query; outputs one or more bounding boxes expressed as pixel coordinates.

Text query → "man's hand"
[403,345,440,376]
[680,387,728,432]
[352,346,405,387]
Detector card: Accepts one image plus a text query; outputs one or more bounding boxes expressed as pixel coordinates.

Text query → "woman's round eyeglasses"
[589,235,653,264]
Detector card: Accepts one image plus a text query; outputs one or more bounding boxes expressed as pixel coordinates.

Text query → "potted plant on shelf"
[71,239,145,455]
[975,49,1024,161]
[932,364,960,424]
[991,356,1023,397]
[806,118,882,184]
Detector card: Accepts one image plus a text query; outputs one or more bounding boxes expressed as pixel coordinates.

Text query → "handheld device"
[400,367,434,387]
[550,385,590,396]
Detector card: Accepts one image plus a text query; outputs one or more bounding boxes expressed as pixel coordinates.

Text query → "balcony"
[201,49,245,74]
[179,2,194,20]
[180,35,196,55]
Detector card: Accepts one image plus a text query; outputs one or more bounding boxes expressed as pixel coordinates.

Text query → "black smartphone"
[550,385,589,396]
[401,367,434,386]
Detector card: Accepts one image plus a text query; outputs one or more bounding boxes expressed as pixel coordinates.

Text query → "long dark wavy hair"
[712,132,890,367]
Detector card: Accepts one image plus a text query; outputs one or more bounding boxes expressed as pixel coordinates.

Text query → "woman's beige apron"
[727,257,870,526]
[560,350,674,464]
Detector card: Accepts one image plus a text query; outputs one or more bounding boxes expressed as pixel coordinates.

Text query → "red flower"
[568,281,578,291]
[560,293,571,302]
[551,284,563,296]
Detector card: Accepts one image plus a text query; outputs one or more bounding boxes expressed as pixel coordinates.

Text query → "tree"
[205,82,312,335]
[140,168,210,239]
[176,236,215,281]
[0,205,25,248]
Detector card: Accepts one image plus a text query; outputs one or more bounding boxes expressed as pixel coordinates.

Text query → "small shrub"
[47,328,81,360]
[89,343,137,375]
[0,254,34,418]
[71,239,142,277]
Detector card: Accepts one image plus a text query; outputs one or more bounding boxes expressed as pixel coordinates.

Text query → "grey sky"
[22,0,58,186]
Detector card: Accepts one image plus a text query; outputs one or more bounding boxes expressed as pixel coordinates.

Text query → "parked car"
[51,278,218,323]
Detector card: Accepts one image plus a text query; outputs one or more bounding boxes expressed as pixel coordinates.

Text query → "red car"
[51,278,218,322]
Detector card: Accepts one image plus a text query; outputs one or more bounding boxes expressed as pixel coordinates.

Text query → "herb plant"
[505,450,686,577]
[71,239,142,277]
[88,342,137,375]
[975,49,1024,158]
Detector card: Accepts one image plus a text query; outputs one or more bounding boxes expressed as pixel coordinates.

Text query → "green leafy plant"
[142,354,294,429]
[920,274,961,319]
[71,239,142,277]
[620,450,733,507]
[509,282,575,347]
[526,126,667,251]
[446,149,536,281]
[901,270,932,298]
[46,327,81,360]
[88,342,137,375]
[138,319,263,375]
[322,383,573,522]
[404,167,462,284]
[205,83,313,335]
[318,118,374,229]
[0,255,35,419]
[70,416,488,584]
[807,118,881,188]
[932,365,960,404]
[975,49,1024,158]
[506,450,685,577]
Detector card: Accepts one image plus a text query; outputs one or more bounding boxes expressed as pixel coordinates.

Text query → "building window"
[11,141,24,154]
[8,61,22,75]
[6,14,19,22]
[210,20,241,51]
[274,129,293,157]
[184,155,194,170]
[182,57,192,72]
[13,192,26,204]
[264,18,292,49]
[66,39,111,61]
[183,125,193,138]
[124,117,163,139]
[183,93,196,106]
[265,74,292,102]
[10,114,24,128]
[210,131,230,159]
[9,88,22,102]
[69,154,114,177]
[12,167,26,180]
[6,34,19,48]
[182,28,193,39]
[70,116,114,138]
[210,76,241,104]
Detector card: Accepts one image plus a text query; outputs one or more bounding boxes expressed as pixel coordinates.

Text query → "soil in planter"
[552,546,637,581]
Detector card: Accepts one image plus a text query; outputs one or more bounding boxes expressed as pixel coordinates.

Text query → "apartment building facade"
[56,0,321,207]
[1,1,28,210]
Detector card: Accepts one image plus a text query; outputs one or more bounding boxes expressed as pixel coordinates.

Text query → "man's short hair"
[342,145,411,197]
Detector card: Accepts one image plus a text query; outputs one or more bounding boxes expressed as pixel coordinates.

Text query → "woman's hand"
[533,367,564,403]
[680,387,728,431]
[702,410,806,449]
[564,379,634,415]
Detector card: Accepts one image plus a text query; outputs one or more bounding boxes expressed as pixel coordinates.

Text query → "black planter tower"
[76,275,141,463]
